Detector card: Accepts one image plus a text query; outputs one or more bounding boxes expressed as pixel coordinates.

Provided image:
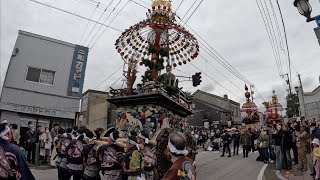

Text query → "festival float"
[107,0,199,178]
[262,90,284,124]
[241,85,260,127]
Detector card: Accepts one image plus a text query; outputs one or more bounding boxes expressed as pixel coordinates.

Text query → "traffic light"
[192,72,202,87]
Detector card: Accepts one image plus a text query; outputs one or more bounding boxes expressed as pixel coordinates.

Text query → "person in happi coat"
[65,129,87,180]
[162,132,197,180]
[122,135,145,180]
[98,130,124,180]
[137,131,156,180]
[82,131,101,180]
[0,119,35,180]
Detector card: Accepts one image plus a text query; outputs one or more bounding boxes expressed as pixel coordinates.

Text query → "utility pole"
[297,74,306,117]
[297,74,303,90]
[282,73,292,95]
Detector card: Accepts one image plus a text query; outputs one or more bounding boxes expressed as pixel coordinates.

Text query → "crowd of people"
[0,119,198,180]
[195,117,320,180]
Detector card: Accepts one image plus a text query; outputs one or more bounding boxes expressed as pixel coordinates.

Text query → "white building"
[297,85,320,120]
[0,30,88,131]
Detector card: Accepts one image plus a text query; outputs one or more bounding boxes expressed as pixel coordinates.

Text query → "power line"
[276,0,292,93]
[185,23,253,85]
[175,0,184,13]
[82,0,114,46]
[130,0,148,9]
[183,21,253,85]
[268,0,285,52]
[28,0,121,32]
[175,15,269,103]
[94,64,125,89]
[268,0,289,79]
[79,2,100,44]
[108,73,125,90]
[255,0,282,77]
[176,16,250,84]
[183,0,204,25]
[257,0,282,76]
[180,0,198,22]
[71,0,143,20]
[262,0,283,75]
[199,54,243,92]
[87,0,121,47]
[189,63,242,100]
[89,0,130,50]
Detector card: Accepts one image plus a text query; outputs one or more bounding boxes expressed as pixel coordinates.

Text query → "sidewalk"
[264,154,315,180]
[285,155,314,180]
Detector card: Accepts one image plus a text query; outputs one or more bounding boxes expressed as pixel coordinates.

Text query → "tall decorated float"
[241,85,260,129]
[107,0,200,178]
[262,90,284,124]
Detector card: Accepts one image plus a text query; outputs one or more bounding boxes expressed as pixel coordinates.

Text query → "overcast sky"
[1,0,319,111]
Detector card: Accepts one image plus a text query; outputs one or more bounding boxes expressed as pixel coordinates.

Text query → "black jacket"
[26,130,38,144]
[281,131,292,151]
[232,133,241,144]
[272,131,283,146]
[222,133,232,144]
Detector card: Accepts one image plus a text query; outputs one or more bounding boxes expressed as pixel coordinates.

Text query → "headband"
[110,132,116,141]
[128,139,140,151]
[168,139,188,156]
[62,133,68,138]
[0,126,10,140]
[76,133,87,140]
[138,133,149,144]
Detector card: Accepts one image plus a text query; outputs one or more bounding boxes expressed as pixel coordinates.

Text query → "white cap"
[312,138,320,146]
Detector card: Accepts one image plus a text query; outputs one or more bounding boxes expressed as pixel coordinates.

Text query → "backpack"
[142,145,156,169]
[0,147,19,179]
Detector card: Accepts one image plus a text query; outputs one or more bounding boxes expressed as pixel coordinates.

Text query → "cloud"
[1,0,320,112]
[200,83,215,92]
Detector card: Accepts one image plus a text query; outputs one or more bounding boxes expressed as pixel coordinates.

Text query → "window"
[26,67,55,85]
[231,106,234,116]
[26,67,41,82]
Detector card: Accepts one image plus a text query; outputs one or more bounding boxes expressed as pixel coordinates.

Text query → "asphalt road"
[31,149,266,180]
[196,149,266,180]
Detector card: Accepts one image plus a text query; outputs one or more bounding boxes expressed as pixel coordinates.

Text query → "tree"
[286,94,299,118]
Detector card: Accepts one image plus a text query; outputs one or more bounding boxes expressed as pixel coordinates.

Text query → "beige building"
[80,90,110,130]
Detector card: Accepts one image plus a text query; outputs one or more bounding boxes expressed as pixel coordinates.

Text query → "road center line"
[257,164,268,180]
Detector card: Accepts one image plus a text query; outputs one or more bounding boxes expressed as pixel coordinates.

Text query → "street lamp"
[293,0,315,22]
[295,86,299,94]
[292,0,320,45]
